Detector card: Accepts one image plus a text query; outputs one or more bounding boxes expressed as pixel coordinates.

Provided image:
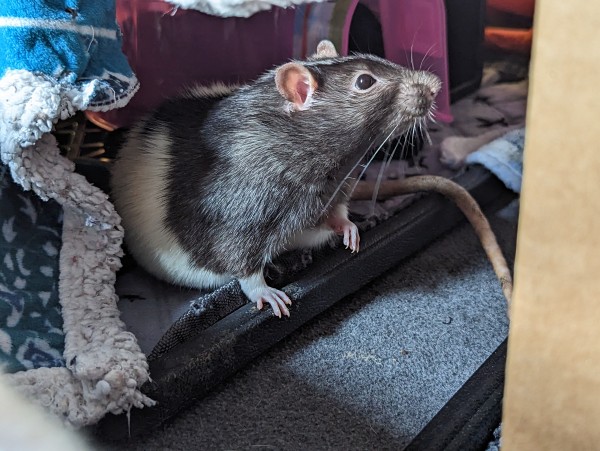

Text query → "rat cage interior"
[0,0,535,449]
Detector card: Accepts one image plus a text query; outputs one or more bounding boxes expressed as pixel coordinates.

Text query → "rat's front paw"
[327,217,360,253]
[341,222,360,253]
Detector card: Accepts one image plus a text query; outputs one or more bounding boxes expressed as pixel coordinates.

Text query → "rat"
[111,40,511,318]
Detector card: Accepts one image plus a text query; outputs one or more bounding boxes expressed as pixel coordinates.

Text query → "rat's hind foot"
[239,273,292,318]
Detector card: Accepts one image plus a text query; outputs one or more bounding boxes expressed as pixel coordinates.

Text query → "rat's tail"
[352,175,513,306]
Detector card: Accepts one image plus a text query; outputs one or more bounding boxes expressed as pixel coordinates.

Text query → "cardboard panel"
[502,0,600,449]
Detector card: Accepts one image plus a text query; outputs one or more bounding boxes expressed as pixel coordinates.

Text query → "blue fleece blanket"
[466,127,525,193]
[0,0,137,109]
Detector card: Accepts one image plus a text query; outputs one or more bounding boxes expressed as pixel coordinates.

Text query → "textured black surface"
[93,165,514,441]
[147,281,246,361]
[405,339,507,451]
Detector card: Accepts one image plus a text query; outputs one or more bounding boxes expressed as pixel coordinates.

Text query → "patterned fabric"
[0,164,65,372]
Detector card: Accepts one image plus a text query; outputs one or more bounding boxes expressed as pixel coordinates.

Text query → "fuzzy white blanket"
[168,0,326,18]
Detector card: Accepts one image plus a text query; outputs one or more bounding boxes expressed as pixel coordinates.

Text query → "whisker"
[427,107,438,125]
[414,120,421,143]
[409,121,417,150]
[398,129,412,160]
[369,135,403,212]
[421,119,433,146]
[346,123,401,200]
[370,154,390,214]
[321,143,375,214]
[408,25,424,71]
[384,134,402,173]
[419,43,437,71]
[414,120,422,148]
[402,38,411,69]
[352,125,399,182]
[416,119,425,145]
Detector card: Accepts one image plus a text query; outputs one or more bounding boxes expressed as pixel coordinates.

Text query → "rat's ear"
[275,62,317,111]
[313,40,339,59]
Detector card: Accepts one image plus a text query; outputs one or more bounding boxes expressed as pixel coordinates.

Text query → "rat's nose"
[413,83,436,106]
[402,82,438,117]
[414,83,437,103]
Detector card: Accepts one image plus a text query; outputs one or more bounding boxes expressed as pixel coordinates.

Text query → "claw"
[326,211,360,254]
[341,221,360,253]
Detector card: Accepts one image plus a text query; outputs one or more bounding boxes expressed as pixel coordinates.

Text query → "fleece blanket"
[0,1,138,111]
[0,0,153,427]
[167,0,327,18]
[466,127,525,193]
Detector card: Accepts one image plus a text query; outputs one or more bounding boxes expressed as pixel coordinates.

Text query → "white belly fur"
[286,204,348,250]
[286,226,335,250]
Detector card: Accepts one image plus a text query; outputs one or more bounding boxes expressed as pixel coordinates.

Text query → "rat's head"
[273,40,442,148]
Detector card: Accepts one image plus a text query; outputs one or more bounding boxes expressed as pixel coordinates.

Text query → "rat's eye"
[355,74,376,90]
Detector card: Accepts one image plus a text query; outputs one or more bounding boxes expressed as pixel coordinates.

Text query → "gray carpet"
[108,198,517,451]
